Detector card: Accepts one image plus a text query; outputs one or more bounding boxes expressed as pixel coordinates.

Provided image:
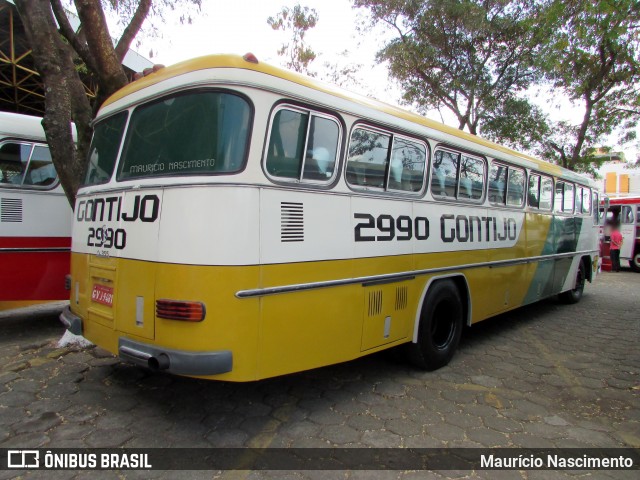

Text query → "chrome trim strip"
[0,247,70,253]
[235,250,597,299]
[119,345,153,361]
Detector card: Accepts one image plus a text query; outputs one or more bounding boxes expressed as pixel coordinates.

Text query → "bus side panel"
[480,209,529,317]
[0,188,72,305]
[552,215,578,293]
[258,189,358,378]
[153,263,260,382]
[523,212,555,304]
[258,266,361,379]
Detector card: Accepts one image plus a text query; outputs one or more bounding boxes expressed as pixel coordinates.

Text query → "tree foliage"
[268,4,319,75]
[354,0,544,138]
[537,0,640,172]
[481,96,550,152]
[14,0,200,206]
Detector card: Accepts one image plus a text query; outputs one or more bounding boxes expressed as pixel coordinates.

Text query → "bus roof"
[0,111,78,142]
[0,111,46,142]
[101,54,593,186]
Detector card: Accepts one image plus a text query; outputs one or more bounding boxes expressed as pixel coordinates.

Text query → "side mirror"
[604,197,610,211]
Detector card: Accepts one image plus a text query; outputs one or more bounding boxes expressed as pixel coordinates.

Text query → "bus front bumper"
[59,306,233,376]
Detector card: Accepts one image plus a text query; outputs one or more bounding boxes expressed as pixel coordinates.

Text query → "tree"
[14,0,200,206]
[321,50,365,90]
[481,96,550,152]
[354,0,545,139]
[268,4,319,76]
[537,0,640,172]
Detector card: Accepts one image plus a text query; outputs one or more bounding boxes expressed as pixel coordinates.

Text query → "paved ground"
[0,271,638,479]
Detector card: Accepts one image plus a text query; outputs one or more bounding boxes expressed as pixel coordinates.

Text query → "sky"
[132,0,637,164]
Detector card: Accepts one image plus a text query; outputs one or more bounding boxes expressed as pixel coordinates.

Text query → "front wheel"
[629,250,640,272]
[559,261,586,304]
[408,280,464,371]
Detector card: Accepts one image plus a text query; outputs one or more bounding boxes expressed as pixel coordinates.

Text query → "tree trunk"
[15,0,93,207]
[570,97,594,170]
[74,0,129,105]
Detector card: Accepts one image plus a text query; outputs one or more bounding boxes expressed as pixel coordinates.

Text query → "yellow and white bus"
[61,54,601,381]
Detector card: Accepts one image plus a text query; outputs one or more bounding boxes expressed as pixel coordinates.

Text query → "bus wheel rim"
[430,301,455,350]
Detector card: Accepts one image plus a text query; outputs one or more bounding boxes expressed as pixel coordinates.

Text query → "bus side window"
[506,167,525,207]
[346,128,390,189]
[266,107,340,184]
[302,116,340,181]
[621,205,634,224]
[554,181,565,213]
[575,186,583,214]
[488,163,507,205]
[0,142,32,185]
[563,183,575,212]
[539,176,553,210]
[23,145,56,187]
[266,109,309,179]
[431,149,459,199]
[459,155,484,201]
[528,174,540,208]
[388,137,426,193]
[582,187,591,214]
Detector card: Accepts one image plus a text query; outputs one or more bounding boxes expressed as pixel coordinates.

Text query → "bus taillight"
[155,300,205,322]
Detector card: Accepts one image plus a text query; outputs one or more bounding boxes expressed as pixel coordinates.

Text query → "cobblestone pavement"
[0,272,638,480]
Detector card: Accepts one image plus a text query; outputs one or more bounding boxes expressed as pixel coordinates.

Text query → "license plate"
[91,284,113,307]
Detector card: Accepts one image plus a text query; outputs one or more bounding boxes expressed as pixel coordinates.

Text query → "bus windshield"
[117,91,251,181]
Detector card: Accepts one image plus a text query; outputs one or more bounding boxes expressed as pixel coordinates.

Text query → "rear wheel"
[559,261,586,304]
[408,280,464,371]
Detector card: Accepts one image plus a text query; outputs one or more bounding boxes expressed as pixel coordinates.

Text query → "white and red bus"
[0,112,73,310]
[600,196,640,272]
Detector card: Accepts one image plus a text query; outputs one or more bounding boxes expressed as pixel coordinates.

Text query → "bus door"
[619,205,635,259]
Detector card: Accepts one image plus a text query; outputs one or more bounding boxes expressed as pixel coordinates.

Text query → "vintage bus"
[0,112,73,310]
[600,196,640,272]
[60,54,601,381]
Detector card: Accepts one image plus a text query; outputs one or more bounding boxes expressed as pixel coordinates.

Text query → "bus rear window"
[118,91,251,180]
[85,111,128,185]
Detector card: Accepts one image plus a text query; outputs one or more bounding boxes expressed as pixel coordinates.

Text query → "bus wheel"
[629,251,640,272]
[559,261,586,304]
[408,280,463,371]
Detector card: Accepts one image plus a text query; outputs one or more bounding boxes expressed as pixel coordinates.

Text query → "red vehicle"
[600,196,640,272]
[0,112,74,310]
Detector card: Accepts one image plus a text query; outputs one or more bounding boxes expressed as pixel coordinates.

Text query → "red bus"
[0,112,74,310]
[600,196,640,272]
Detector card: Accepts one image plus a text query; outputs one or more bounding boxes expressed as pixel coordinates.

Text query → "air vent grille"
[281,202,304,242]
[395,286,408,311]
[368,290,382,317]
[1,198,22,223]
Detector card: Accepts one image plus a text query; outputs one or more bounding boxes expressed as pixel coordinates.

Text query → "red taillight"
[156,299,205,322]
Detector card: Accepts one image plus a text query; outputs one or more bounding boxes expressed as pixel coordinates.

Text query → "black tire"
[629,250,640,273]
[408,280,464,371]
[559,261,586,304]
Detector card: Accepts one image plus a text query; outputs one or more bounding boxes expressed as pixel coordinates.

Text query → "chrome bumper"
[118,337,233,376]
[59,306,233,377]
[60,306,83,336]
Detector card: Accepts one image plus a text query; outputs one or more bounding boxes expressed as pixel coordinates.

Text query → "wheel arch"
[412,274,471,344]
